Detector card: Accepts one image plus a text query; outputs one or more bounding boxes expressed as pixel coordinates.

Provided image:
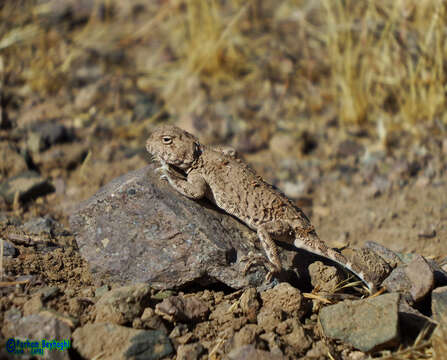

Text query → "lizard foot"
[241,252,279,283]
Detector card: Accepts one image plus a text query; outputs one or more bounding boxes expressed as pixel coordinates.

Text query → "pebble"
[28,122,71,153]
[0,142,28,180]
[382,266,413,301]
[140,307,167,332]
[22,216,59,235]
[260,283,308,319]
[155,295,209,323]
[2,240,18,257]
[176,343,205,360]
[431,286,447,323]
[228,344,286,360]
[94,283,151,325]
[337,139,364,157]
[277,318,312,354]
[308,261,343,292]
[404,255,435,302]
[32,143,88,171]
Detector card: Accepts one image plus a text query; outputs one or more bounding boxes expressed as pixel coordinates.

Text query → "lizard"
[146,125,378,293]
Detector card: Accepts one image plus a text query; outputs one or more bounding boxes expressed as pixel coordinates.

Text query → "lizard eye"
[162,136,172,144]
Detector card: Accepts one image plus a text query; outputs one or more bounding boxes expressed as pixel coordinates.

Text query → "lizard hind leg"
[242,220,292,282]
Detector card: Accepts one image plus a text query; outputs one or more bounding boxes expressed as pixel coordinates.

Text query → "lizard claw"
[241,252,278,283]
[155,161,170,173]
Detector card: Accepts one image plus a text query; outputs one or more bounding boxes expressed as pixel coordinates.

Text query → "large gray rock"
[319,293,400,352]
[69,165,300,290]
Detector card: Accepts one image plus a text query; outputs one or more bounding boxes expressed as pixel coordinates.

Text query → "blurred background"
[0,0,446,253]
[1,2,447,357]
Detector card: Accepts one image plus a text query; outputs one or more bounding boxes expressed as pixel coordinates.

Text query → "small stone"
[239,287,260,322]
[68,298,84,317]
[176,343,205,360]
[39,309,79,329]
[364,242,402,269]
[23,295,44,316]
[405,255,435,302]
[2,307,22,336]
[28,121,71,152]
[155,295,209,323]
[260,283,307,319]
[32,143,88,171]
[231,324,262,349]
[305,340,329,358]
[337,140,364,158]
[75,82,102,110]
[141,308,166,332]
[134,94,160,121]
[277,319,312,354]
[308,261,343,292]
[365,176,390,198]
[27,131,45,153]
[382,266,412,298]
[95,284,110,298]
[319,293,400,352]
[169,324,189,339]
[257,308,283,333]
[94,283,151,325]
[432,286,447,323]
[23,216,60,235]
[35,0,95,23]
[259,332,282,355]
[1,240,18,257]
[0,142,28,180]
[228,344,286,360]
[39,287,60,302]
[269,133,298,158]
[72,323,173,360]
[0,171,54,203]
[432,288,447,359]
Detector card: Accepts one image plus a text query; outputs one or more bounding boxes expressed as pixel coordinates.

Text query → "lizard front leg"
[160,167,207,200]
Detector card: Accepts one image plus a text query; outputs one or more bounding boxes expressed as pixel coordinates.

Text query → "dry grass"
[1,0,446,142]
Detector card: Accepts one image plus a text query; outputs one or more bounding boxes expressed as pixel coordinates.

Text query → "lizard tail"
[293,232,377,293]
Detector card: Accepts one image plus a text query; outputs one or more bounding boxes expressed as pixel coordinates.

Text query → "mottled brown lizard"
[146,125,377,292]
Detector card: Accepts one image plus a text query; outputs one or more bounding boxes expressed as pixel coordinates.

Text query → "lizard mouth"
[158,159,187,177]
[168,163,187,177]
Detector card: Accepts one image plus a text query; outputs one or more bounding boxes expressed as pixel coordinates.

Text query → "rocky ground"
[1,1,447,359]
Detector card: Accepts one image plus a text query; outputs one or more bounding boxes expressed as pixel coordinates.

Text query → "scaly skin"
[146,125,377,292]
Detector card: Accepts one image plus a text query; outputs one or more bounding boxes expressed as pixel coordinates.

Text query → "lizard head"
[146,125,201,171]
